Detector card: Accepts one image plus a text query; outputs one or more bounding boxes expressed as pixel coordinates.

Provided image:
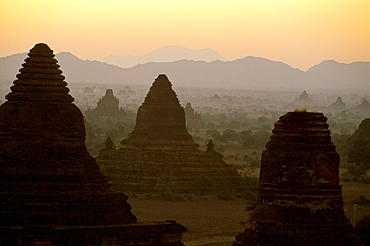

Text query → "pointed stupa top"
[333,96,345,106]
[121,74,198,148]
[356,98,370,108]
[96,88,119,110]
[6,43,73,103]
[142,74,181,107]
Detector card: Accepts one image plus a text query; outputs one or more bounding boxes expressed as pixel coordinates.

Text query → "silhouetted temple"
[293,90,312,107]
[347,118,370,148]
[0,44,186,245]
[184,102,203,129]
[97,74,242,194]
[328,96,346,112]
[234,111,361,245]
[353,98,370,113]
[85,88,126,125]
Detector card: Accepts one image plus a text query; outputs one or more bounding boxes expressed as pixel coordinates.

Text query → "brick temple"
[0,43,186,245]
[85,88,126,126]
[97,74,242,194]
[234,111,361,245]
[184,102,203,129]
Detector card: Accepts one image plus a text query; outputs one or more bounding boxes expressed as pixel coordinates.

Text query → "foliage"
[355,215,370,246]
[193,175,214,195]
[205,129,221,143]
[217,190,235,201]
[344,163,368,177]
[361,175,370,184]
[352,195,370,205]
[242,189,257,201]
[239,130,270,149]
[331,132,350,152]
[106,128,120,140]
[348,140,370,167]
[347,139,370,176]
[241,175,259,189]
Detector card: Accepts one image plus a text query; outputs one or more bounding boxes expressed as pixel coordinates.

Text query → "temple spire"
[6,43,73,103]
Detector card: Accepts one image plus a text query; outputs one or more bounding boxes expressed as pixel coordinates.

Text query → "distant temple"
[0,44,186,245]
[184,102,203,129]
[352,98,370,113]
[347,118,370,148]
[97,74,242,194]
[328,96,346,112]
[234,111,361,245]
[85,88,126,125]
[293,90,313,109]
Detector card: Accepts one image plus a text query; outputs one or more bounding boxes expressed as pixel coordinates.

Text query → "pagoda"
[0,43,186,245]
[97,74,242,194]
[85,88,126,126]
[234,111,361,245]
[184,102,203,129]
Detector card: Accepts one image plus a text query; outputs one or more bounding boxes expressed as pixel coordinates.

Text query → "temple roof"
[142,74,181,107]
[6,43,73,103]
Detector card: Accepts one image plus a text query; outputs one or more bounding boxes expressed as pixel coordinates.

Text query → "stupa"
[293,90,312,107]
[184,102,203,129]
[234,111,361,245]
[0,43,186,245]
[97,74,242,194]
[347,118,370,148]
[85,88,126,126]
[328,96,346,112]
[353,98,370,113]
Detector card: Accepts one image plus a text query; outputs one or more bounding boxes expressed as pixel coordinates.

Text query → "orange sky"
[1,0,369,71]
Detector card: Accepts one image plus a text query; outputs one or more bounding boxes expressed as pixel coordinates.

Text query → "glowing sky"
[1,0,369,70]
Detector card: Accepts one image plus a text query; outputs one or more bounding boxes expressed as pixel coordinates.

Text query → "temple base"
[0,221,187,246]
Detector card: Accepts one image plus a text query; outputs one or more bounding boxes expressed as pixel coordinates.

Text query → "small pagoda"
[97,74,242,194]
[85,88,126,125]
[234,111,361,245]
[184,102,203,129]
[0,43,186,245]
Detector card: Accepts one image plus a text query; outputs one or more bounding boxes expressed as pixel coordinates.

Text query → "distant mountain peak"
[57,52,78,58]
[101,45,227,68]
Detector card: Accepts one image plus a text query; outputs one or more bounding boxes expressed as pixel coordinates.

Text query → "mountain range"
[101,45,227,68]
[0,47,369,92]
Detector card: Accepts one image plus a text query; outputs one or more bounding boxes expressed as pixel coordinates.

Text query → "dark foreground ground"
[129,196,247,246]
[128,182,370,246]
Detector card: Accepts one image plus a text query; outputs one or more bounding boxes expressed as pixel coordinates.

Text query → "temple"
[234,111,361,245]
[85,88,126,126]
[0,43,186,245]
[184,102,203,129]
[293,90,313,108]
[328,96,346,112]
[353,98,370,113]
[347,118,370,148]
[97,74,242,194]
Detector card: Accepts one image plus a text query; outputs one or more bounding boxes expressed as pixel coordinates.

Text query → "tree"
[193,175,213,195]
[205,129,222,143]
[240,130,256,148]
[253,130,271,148]
[106,128,120,140]
[221,129,237,144]
[354,215,370,245]
[348,139,370,172]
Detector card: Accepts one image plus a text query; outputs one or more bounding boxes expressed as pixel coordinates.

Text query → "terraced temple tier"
[234,111,361,246]
[85,88,126,126]
[0,43,186,245]
[121,74,199,148]
[98,74,243,194]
